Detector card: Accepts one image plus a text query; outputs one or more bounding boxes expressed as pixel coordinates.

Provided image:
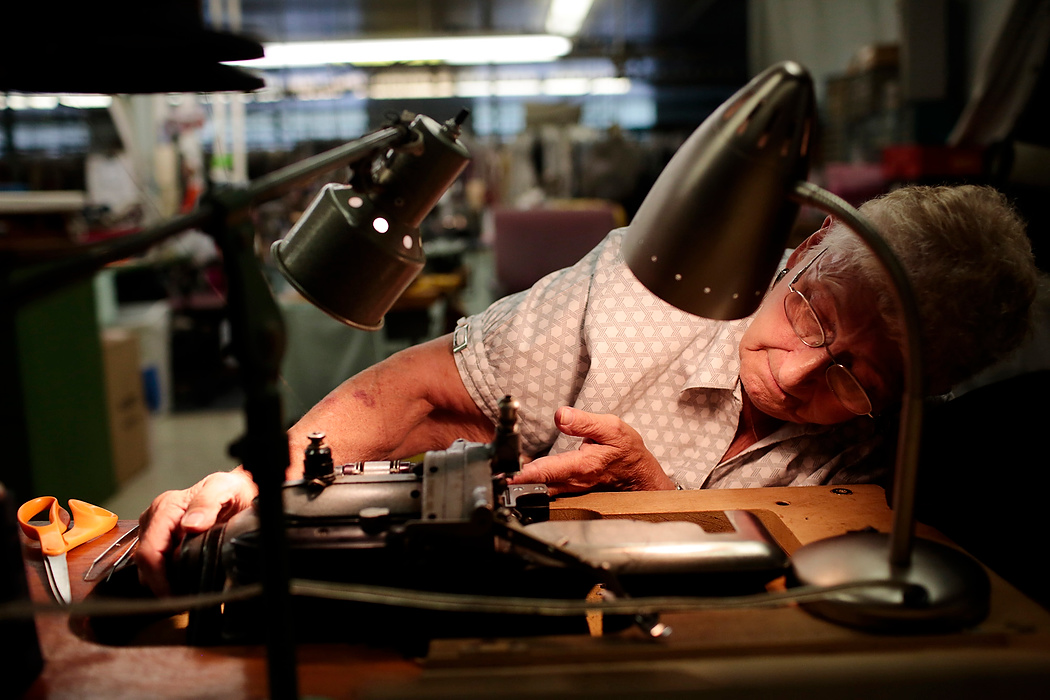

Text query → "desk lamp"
[271,110,471,329]
[5,111,470,698]
[623,61,989,632]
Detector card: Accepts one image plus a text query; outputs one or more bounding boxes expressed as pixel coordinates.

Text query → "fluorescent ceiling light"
[546,0,596,36]
[228,35,573,69]
[59,94,113,109]
[454,80,493,98]
[369,80,455,100]
[543,77,591,95]
[494,79,543,97]
[591,77,632,95]
[0,93,112,110]
[362,76,633,101]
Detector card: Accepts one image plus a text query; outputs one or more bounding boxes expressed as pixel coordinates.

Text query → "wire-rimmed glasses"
[783,248,874,416]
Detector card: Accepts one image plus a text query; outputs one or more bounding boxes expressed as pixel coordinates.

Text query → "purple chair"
[491,206,619,295]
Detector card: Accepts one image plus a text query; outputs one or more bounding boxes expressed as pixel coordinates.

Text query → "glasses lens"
[784,291,825,347]
[826,364,873,415]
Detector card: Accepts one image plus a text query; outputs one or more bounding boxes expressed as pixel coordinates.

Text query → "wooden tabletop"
[18,485,1050,699]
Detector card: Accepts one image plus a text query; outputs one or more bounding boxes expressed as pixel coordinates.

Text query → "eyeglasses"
[783,248,874,417]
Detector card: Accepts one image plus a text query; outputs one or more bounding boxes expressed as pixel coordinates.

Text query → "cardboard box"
[112,300,172,413]
[848,43,899,74]
[101,328,150,484]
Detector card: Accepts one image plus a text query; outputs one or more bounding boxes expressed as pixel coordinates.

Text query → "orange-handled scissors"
[17,497,118,604]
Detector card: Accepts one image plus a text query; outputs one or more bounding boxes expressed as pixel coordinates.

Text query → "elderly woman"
[136,184,1038,595]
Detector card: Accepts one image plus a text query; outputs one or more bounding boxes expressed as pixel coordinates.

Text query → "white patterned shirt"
[453,227,888,489]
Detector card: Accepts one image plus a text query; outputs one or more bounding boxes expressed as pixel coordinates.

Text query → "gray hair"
[818,184,1037,395]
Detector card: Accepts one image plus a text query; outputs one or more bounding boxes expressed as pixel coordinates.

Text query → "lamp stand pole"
[788,182,990,632]
[200,192,298,698]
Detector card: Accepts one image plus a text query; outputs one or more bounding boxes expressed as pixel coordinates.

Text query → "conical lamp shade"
[623,61,815,319]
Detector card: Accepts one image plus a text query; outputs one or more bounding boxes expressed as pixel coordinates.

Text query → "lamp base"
[790,531,990,633]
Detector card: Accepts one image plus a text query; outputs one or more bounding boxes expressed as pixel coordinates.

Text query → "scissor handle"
[17,496,70,556]
[17,497,118,555]
[64,499,118,549]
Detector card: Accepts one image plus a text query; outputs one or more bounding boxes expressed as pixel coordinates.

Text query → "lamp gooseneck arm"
[790,181,925,568]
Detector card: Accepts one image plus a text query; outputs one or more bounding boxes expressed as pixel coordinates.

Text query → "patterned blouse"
[453,227,888,489]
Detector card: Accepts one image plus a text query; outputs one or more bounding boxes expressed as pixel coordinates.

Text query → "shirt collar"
[681,317,751,392]
[677,249,793,394]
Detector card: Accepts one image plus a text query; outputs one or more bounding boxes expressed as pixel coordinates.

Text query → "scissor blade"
[45,553,72,605]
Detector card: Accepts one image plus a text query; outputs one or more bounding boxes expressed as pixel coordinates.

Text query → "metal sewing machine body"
[170,396,788,646]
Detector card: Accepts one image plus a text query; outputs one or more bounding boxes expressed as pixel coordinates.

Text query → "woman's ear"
[785,216,834,268]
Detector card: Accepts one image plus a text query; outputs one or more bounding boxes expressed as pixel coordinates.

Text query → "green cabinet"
[5,277,117,504]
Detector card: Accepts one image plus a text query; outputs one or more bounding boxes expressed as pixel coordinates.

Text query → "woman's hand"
[509,406,675,496]
[135,469,258,597]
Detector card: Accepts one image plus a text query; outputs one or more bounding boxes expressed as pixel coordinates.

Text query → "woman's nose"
[778,345,829,389]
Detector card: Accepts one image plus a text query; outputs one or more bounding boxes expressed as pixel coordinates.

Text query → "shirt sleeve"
[453,229,625,455]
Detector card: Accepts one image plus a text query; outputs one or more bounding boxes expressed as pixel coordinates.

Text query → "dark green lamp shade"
[272,184,426,331]
[271,113,471,330]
